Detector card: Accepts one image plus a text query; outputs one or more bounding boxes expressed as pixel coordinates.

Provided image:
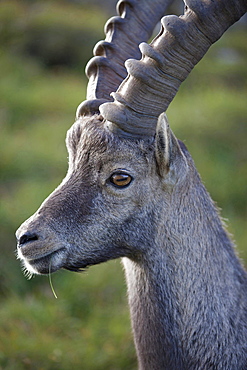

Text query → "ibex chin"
[16,0,247,368]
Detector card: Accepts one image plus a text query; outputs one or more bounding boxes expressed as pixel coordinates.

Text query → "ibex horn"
[100,0,247,138]
[76,0,173,118]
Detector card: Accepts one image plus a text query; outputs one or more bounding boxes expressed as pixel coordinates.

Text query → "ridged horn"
[76,0,173,118]
[100,0,247,138]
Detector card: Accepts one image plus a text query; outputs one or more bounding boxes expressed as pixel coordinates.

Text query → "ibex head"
[16,0,246,275]
[16,109,188,275]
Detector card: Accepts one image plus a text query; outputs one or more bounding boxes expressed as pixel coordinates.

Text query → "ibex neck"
[122,194,247,369]
[123,256,186,369]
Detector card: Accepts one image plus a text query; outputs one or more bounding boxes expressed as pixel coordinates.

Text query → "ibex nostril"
[18,231,39,246]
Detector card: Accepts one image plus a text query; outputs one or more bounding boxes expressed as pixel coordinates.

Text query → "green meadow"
[0,1,246,369]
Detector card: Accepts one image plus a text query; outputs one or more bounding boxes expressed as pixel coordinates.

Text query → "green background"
[0,1,246,369]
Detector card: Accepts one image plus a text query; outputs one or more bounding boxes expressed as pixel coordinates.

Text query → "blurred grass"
[0,264,136,370]
[0,0,246,368]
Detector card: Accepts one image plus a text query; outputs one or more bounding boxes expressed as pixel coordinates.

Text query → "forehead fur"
[66,115,155,160]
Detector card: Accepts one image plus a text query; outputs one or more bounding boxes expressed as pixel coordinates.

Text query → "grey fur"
[16,0,247,368]
[16,114,247,368]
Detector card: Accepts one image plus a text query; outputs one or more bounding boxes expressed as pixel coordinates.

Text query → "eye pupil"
[110,172,132,188]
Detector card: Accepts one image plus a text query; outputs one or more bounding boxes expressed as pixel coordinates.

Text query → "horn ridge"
[77,0,174,118]
[100,0,247,138]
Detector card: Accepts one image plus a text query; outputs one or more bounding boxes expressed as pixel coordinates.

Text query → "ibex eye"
[109,172,132,188]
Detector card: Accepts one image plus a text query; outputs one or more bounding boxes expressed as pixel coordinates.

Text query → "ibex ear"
[155,113,188,185]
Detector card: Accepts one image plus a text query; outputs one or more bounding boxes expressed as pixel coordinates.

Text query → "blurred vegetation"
[0,0,246,368]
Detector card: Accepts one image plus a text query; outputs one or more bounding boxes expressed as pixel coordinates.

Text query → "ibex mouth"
[18,247,66,275]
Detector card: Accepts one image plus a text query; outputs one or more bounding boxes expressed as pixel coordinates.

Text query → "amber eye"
[109,172,132,188]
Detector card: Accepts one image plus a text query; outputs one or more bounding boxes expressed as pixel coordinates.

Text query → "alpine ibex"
[16,0,247,368]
